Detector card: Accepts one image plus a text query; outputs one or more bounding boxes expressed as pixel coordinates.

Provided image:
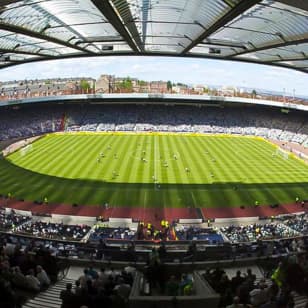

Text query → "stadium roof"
[1,0,308,73]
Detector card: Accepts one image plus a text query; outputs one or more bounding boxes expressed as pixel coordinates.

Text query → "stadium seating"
[64,105,308,146]
[0,105,307,147]
[220,222,300,243]
[0,103,307,308]
[15,221,91,241]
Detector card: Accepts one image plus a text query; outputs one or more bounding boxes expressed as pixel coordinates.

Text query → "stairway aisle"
[254,277,308,308]
[22,277,75,308]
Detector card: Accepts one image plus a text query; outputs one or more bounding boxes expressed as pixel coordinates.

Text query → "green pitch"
[1,133,308,208]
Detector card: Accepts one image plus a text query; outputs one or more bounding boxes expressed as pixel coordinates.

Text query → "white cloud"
[191,63,200,69]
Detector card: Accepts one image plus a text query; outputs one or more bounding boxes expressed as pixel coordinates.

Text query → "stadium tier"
[0,99,307,308]
[0,104,307,144]
[2,0,308,306]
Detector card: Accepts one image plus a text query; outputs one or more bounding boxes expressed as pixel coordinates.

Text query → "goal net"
[274,147,289,160]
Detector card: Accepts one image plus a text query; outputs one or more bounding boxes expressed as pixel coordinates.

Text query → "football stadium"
[0,1,307,308]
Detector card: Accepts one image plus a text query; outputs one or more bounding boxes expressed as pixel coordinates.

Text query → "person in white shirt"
[36,265,50,287]
[249,281,268,307]
[114,278,131,300]
[26,269,40,291]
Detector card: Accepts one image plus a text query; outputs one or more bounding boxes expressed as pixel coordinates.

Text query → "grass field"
[1,132,308,209]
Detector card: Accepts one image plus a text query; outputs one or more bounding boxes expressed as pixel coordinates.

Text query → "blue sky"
[0,56,308,96]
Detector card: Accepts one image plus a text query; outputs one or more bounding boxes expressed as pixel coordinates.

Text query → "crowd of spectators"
[204,252,308,307]
[1,210,308,256]
[141,270,195,297]
[89,225,135,242]
[282,213,308,235]
[0,207,306,305]
[0,104,307,148]
[135,221,173,241]
[0,230,306,308]
[15,221,91,241]
[175,225,224,243]
[165,273,194,296]
[220,222,300,243]
[0,207,92,243]
[60,266,135,308]
[0,209,31,231]
[0,105,62,141]
[65,105,308,146]
[140,245,196,296]
[0,221,307,261]
[0,233,58,307]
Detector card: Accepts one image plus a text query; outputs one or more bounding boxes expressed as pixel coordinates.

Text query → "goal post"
[274,147,289,160]
[20,144,33,156]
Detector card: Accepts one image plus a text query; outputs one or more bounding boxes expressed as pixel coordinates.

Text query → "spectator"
[179,274,193,295]
[78,269,92,289]
[166,275,178,296]
[11,266,28,289]
[250,280,268,307]
[246,268,256,283]
[271,262,285,288]
[60,283,75,308]
[36,265,50,288]
[113,277,131,300]
[231,271,245,292]
[26,268,40,292]
[226,296,244,308]
[88,266,98,280]
[74,280,82,295]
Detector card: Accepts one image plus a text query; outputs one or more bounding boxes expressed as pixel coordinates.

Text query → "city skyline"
[0,56,308,96]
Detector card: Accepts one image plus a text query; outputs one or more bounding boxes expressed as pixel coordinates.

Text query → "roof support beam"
[0,0,23,5]
[230,37,308,58]
[31,3,101,54]
[267,57,308,63]
[0,23,95,55]
[91,0,141,52]
[277,0,308,11]
[0,47,51,57]
[200,40,247,49]
[0,51,307,74]
[181,0,261,54]
[110,0,144,51]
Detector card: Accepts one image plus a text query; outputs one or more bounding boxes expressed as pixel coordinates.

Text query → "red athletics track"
[3,198,307,223]
[3,199,199,223]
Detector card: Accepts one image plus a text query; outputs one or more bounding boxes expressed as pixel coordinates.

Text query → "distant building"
[219,86,238,96]
[139,83,150,93]
[172,85,189,94]
[0,77,95,99]
[96,74,115,93]
[150,81,167,93]
[193,85,204,94]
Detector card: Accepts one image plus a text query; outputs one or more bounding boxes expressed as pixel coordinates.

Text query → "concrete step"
[28,298,60,308]
[22,277,74,308]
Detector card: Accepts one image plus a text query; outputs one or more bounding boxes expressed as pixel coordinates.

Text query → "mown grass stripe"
[1,133,308,208]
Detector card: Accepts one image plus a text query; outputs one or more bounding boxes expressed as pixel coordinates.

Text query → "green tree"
[138,80,147,86]
[80,79,91,92]
[167,80,172,91]
[251,89,257,98]
[117,77,133,92]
